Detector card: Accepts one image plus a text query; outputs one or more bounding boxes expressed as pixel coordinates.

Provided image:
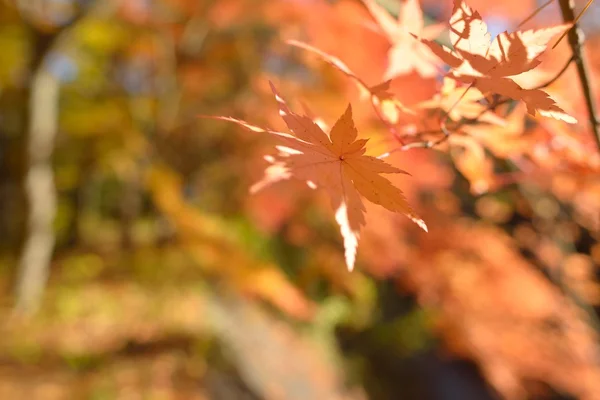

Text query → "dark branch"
[558,0,600,150]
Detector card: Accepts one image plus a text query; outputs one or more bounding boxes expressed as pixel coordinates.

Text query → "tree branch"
[557,0,600,150]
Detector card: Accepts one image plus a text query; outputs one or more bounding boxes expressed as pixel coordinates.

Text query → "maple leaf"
[208,82,427,271]
[415,0,576,123]
[362,0,445,79]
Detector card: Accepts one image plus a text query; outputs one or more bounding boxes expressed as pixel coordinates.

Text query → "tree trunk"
[14,66,60,314]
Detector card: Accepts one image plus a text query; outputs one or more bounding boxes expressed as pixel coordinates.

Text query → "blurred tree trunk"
[14,62,60,314]
[13,17,66,314]
[14,0,115,315]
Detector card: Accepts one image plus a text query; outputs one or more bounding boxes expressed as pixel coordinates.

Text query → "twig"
[557,0,600,150]
[553,0,595,49]
[532,55,575,89]
[370,95,405,145]
[516,0,555,28]
[377,36,579,160]
[381,51,579,158]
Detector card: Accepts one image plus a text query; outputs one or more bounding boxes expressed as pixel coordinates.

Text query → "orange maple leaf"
[363,0,445,79]
[210,82,427,271]
[416,0,576,123]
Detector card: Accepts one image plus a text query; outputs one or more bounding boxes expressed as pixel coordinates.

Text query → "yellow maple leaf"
[210,82,427,270]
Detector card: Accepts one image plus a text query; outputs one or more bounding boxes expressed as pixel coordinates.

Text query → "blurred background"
[1,0,600,398]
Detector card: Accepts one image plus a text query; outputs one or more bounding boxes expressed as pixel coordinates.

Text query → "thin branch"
[382,51,579,158]
[553,0,595,49]
[531,55,575,89]
[516,0,555,28]
[557,0,600,150]
[377,34,579,159]
[370,94,405,145]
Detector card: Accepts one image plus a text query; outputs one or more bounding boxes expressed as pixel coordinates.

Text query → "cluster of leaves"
[215,0,584,270]
[212,0,600,398]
